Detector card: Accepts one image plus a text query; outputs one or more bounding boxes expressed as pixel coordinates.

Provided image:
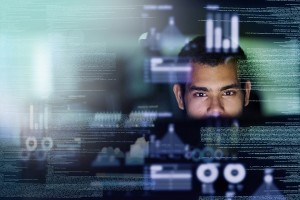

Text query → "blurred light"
[223,38,230,51]
[231,15,239,52]
[29,104,34,129]
[215,27,222,51]
[138,32,148,42]
[143,4,173,10]
[205,5,219,10]
[264,174,273,183]
[41,136,53,151]
[25,136,37,151]
[196,163,219,183]
[150,57,191,72]
[223,164,246,184]
[34,42,53,99]
[206,14,214,51]
[150,165,163,171]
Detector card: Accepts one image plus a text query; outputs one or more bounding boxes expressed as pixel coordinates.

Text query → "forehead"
[187,62,239,86]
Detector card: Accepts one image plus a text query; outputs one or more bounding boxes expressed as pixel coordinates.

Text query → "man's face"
[173,62,251,118]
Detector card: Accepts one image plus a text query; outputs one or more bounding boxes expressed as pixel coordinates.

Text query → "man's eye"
[223,90,236,96]
[194,92,207,97]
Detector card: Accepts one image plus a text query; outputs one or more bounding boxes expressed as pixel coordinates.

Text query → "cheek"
[223,97,244,114]
[185,97,208,115]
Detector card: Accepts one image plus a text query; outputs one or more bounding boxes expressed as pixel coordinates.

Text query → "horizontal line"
[151,66,192,72]
[150,174,192,179]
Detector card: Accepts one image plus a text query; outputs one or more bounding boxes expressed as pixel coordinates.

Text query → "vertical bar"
[206,13,214,52]
[223,38,230,52]
[29,105,33,130]
[214,27,222,51]
[39,112,43,130]
[231,15,239,52]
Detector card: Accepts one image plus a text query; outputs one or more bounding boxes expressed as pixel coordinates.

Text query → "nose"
[207,96,224,117]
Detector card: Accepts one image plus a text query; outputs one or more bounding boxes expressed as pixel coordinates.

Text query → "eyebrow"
[189,85,209,92]
[220,83,241,91]
[189,83,240,92]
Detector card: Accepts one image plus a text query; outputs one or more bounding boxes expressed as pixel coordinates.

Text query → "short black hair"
[177,36,248,95]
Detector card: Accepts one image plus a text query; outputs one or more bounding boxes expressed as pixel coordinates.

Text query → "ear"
[244,80,251,106]
[173,84,185,110]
